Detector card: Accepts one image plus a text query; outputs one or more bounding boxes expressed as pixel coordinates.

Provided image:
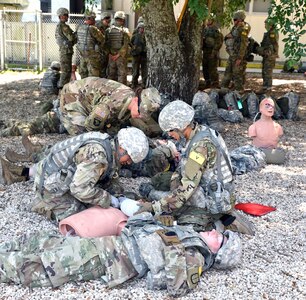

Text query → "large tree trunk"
[143,0,202,104]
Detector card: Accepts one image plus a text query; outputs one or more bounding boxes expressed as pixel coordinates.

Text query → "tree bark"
[143,0,202,104]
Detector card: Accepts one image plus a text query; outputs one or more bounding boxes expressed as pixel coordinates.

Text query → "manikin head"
[260,97,275,118]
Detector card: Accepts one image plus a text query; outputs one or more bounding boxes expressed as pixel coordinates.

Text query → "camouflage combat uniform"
[55,19,77,88]
[96,20,110,78]
[0,213,215,297]
[151,125,234,232]
[131,26,147,88]
[258,26,279,89]
[221,21,251,91]
[0,110,61,137]
[75,22,105,78]
[40,68,60,95]
[59,77,135,135]
[31,132,118,222]
[202,23,223,88]
[60,77,160,137]
[105,21,130,85]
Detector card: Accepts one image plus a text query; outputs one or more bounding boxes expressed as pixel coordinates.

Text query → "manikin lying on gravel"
[0,213,242,297]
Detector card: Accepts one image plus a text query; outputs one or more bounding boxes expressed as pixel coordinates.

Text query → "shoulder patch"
[189,151,205,165]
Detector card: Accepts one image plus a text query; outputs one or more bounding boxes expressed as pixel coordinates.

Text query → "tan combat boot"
[22,135,43,155]
[5,148,32,163]
[0,157,27,185]
[225,209,255,236]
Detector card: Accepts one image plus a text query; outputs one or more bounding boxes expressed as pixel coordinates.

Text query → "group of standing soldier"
[202,10,279,93]
[55,7,147,90]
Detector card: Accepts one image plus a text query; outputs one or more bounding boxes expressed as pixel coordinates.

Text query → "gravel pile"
[0,73,305,299]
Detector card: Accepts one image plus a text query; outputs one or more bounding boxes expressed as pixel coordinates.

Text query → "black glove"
[139,182,154,198]
[219,214,236,226]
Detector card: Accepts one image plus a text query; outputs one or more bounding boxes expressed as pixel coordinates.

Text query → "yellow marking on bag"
[189,151,205,165]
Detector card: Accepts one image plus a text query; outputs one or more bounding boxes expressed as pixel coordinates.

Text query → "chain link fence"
[0,10,84,71]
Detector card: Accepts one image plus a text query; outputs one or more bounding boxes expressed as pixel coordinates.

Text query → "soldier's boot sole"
[5,148,32,163]
[0,157,26,185]
[22,135,43,155]
[225,209,255,236]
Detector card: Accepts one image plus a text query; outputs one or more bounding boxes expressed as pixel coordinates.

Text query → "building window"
[41,0,51,13]
[245,0,271,13]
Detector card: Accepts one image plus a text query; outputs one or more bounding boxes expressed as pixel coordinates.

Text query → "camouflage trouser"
[100,52,109,78]
[221,56,245,91]
[58,52,72,89]
[79,52,102,79]
[132,55,148,87]
[0,112,61,137]
[202,51,219,86]
[108,55,127,85]
[0,231,136,288]
[129,116,161,138]
[262,57,276,88]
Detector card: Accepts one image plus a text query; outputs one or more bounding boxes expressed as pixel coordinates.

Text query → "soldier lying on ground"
[248,97,286,164]
[137,100,255,235]
[0,127,149,223]
[0,213,242,297]
[0,77,161,138]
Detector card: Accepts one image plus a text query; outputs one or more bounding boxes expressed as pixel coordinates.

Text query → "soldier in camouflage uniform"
[137,100,254,235]
[0,213,241,296]
[96,12,112,78]
[105,11,130,85]
[0,128,149,222]
[55,8,77,89]
[40,61,60,95]
[131,23,147,88]
[0,77,161,138]
[256,18,279,93]
[59,77,161,137]
[75,11,105,79]
[202,16,223,89]
[221,10,251,92]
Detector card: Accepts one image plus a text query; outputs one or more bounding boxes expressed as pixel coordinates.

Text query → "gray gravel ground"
[0,72,305,299]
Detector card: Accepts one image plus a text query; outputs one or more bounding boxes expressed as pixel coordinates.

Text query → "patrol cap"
[101,12,111,19]
[117,127,149,163]
[233,10,246,20]
[213,230,242,269]
[139,87,161,115]
[138,16,144,23]
[50,61,60,69]
[57,7,69,16]
[114,11,125,20]
[158,100,195,132]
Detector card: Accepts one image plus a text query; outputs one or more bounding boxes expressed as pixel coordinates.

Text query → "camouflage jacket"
[130,31,146,56]
[40,68,60,95]
[59,77,135,135]
[34,132,118,209]
[55,21,77,54]
[202,25,223,53]
[260,28,279,58]
[226,21,251,59]
[152,125,234,215]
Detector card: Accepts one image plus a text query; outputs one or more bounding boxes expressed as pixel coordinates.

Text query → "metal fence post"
[37,10,43,72]
[0,10,5,70]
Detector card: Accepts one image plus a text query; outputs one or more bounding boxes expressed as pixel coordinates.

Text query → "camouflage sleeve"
[90,26,105,47]
[63,24,77,45]
[214,31,223,51]
[238,23,250,59]
[119,31,131,58]
[70,143,112,207]
[152,139,217,214]
[270,30,279,56]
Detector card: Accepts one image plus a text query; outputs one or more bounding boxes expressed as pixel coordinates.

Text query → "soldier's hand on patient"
[134,200,153,215]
